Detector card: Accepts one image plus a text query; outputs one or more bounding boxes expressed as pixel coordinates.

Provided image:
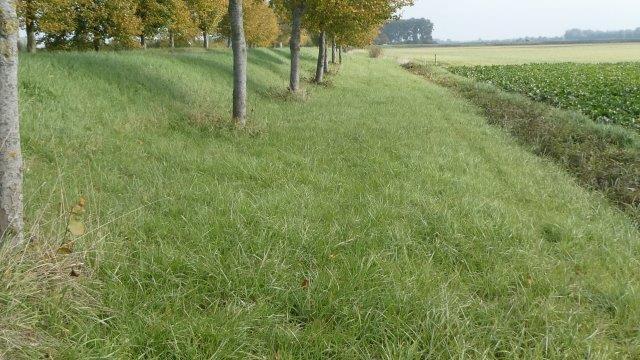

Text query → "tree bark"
[289,4,304,92]
[331,38,336,64]
[0,0,25,246]
[140,34,146,49]
[203,31,208,49]
[314,32,325,83]
[229,0,247,125]
[92,36,101,52]
[338,46,342,64]
[26,19,36,53]
[169,31,175,48]
[322,35,328,73]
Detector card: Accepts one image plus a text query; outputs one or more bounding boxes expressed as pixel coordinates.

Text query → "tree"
[243,0,278,47]
[306,0,414,82]
[0,0,25,245]
[167,0,197,48]
[229,0,247,125]
[186,0,226,49]
[17,0,40,52]
[221,0,280,47]
[271,0,306,92]
[136,0,170,48]
[41,0,140,51]
[374,18,434,45]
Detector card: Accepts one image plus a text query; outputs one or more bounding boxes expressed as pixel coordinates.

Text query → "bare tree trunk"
[314,32,325,83]
[169,31,175,48]
[140,34,146,49]
[322,35,328,73]
[229,0,247,125]
[339,46,342,64]
[289,4,305,92]
[92,36,101,52]
[26,19,36,53]
[0,0,25,246]
[331,38,336,64]
[203,31,208,49]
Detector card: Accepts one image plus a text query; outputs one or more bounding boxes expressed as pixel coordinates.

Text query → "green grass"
[384,42,640,65]
[2,48,640,358]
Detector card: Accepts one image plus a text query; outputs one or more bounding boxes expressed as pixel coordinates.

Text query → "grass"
[404,63,640,226]
[1,48,639,358]
[384,42,640,65]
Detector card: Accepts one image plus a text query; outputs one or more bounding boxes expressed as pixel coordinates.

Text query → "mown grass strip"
[404,63,640,224]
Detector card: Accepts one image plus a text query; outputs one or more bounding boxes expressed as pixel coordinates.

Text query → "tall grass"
[5,49,640,358]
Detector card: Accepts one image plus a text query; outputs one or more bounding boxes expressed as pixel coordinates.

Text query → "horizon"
[401,0,640,42]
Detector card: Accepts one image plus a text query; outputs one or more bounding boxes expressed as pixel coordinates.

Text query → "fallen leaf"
[68,219,85,236]
[57,245,73,255]
[301,278,309,289]
[70,268,80,277]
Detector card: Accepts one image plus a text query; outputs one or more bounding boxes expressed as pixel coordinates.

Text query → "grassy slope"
[383,42,640,65]
[11,49,640,358]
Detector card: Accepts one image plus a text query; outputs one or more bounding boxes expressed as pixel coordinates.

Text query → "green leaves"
[450,63,640,132]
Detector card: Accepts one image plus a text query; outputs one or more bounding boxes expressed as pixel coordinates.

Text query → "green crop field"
[449,62,640,131]
[384,42,640,65]
[2,49,640,359]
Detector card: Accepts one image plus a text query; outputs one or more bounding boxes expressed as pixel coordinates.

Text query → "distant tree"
[229,0,247,125]
[17,0,44,52]
[375,18,434,45]
[564,28,640,41]
[220,0,280,47]
[307,0,415,82]
[271,0,307,93]
[136,0,171,48]
[41,0,141,51]
[186,0,226,49]
[0,0,25,245]
[167,0,197,48]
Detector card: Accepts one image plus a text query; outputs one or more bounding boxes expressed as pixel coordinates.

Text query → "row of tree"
[564,28,640,42]
[0,0,413,246]
[374,18,434,45]
[18,0,282,51]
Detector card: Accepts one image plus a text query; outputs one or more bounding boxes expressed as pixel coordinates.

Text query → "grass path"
[9,49,640,358]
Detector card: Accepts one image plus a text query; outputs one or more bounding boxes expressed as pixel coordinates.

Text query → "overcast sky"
[401,0,640,41]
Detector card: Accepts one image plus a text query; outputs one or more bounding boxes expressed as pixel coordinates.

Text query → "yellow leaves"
[67,196,86,237]
[57,244,73,254]
[244,0,279,47]
[67,219,85,237]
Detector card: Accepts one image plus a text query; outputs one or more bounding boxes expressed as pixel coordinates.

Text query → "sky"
[401,0,640,41]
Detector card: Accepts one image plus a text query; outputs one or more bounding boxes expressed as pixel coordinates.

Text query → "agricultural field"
[449,62,640,131]
[384,42,640,65]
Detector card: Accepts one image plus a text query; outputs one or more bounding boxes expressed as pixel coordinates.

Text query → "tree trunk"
[314,32,325,83]
[289,4,305,92]
[0,0,25,246]
[229,0,247,125]
[169,31,175,48]
[323,35,328,73]
[140,34,146,49]
[93,36,101,52]
[203,31,208,49]
[26,19,36,53]
[331,39,336,64]
[339,46,342,64]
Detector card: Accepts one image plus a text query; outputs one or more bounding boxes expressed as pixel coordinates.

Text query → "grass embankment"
[2,50,640,358]
[404,63,640,225]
